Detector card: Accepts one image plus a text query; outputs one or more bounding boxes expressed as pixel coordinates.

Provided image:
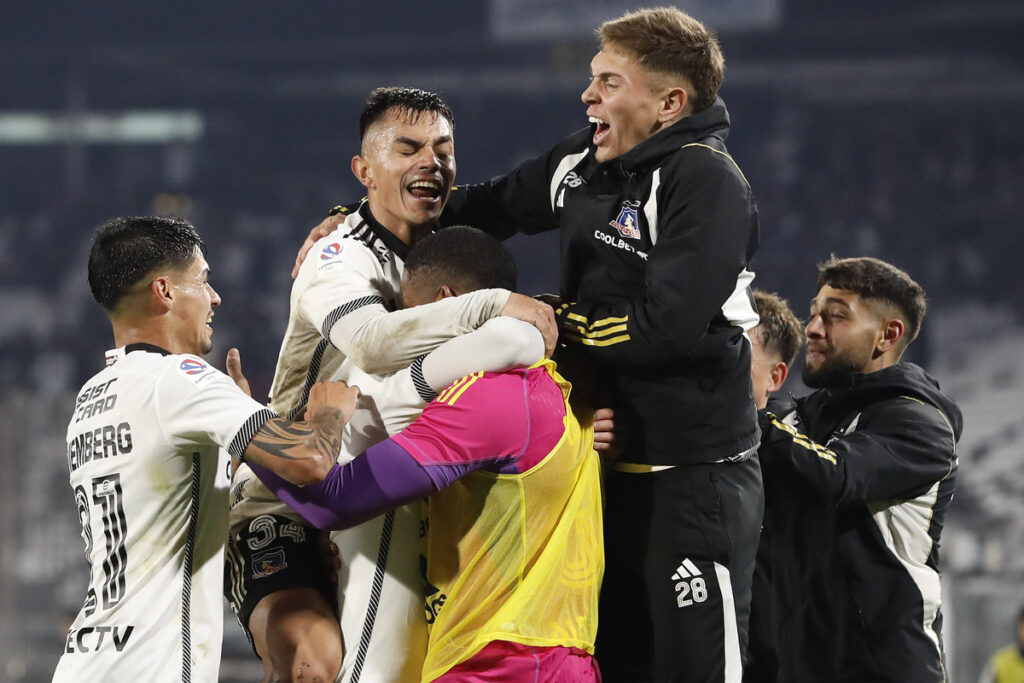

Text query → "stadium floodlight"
[0,111,204,145]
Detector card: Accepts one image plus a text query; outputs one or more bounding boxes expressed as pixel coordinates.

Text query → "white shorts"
[332,502,426,683]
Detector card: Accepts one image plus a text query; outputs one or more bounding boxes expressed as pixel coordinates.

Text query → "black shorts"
[224,513,337,649]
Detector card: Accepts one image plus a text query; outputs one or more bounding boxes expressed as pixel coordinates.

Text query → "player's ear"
[150,275,174,312]
[659,86,688,123]
[768,361,788,393]
[437,284,457,301]
[352,155,373,189]
[876,318,905,356]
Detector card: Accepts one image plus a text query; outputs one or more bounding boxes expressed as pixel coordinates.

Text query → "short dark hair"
[359,87,455,143]
[816,256,927,346]
[753,290,803,366]
[88,216,205,312]
[404,226,516,294]
[599,7,725,113]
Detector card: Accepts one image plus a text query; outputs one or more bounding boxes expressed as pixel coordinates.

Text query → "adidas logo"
[672,558,709,608]
[671,558,702,581]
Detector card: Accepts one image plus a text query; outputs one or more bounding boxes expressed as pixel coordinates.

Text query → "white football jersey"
[269,202,507,432]
[54,344,274,683]
[249,203,507,683]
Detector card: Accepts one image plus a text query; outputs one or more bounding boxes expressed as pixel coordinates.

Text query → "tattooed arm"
[242,381,359,486]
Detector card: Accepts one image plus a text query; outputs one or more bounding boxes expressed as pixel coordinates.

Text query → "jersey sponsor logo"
[64,625,135,654]
[320,242,343,260]
[177,356,218,383]
[420,553,448,625]
[672,558,709,608]
[251,546,288,579]
[74,379,119,424]
[593,228,648,260]
[318,240,352,271]
[179,358,207,375]
[75,394,118,422]
[76,379,116,406]
[609,200,642,239]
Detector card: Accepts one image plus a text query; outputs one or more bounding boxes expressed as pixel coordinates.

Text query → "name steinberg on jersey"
[56,347,271,681]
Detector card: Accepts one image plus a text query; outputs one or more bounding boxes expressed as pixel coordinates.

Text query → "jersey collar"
[358,201,415,261]
[105,343,172,366]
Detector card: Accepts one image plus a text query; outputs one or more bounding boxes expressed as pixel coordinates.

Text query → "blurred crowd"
[3,100,1023,399]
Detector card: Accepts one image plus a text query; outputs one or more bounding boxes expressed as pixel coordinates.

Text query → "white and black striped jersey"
[268,201,508,435]
[54,343,273,683]
[247,201,511,683]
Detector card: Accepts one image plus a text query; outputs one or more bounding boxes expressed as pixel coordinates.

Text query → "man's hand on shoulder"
[305,380,361,427]
[501,293,557,358]
[292,213,346,278]
[243,380,360,486]
[535,293,564,309]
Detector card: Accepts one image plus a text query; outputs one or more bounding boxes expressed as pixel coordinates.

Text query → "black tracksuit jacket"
[443,98,760,465]
[758,362,963,683]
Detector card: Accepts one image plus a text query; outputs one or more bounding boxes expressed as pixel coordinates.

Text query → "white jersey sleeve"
[370,317,546,437]
[299,235,510,376]
[419,317,544,391]
[155,354,277,459]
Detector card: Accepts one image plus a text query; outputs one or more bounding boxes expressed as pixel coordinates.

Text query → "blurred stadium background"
[1,1,1022,680]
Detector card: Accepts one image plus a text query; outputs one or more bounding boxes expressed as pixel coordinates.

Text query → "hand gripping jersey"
[54,344,274,683]
[234,201,510,683]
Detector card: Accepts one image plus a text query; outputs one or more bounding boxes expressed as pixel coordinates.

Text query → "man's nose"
[581,82,598,106]
[417,149,440,170]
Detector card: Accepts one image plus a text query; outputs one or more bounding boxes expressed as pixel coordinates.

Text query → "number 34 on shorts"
[671,558,708,608]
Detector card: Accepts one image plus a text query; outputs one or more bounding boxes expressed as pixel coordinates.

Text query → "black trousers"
[595,456,764,683]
